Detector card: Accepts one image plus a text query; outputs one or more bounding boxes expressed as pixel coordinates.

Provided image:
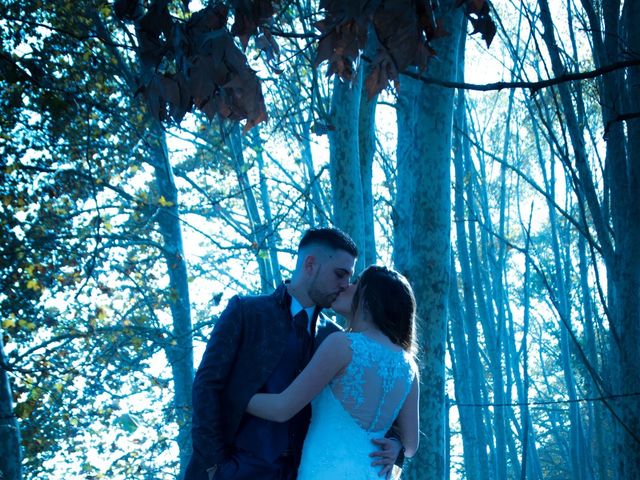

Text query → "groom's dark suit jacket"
[185,283,340,480]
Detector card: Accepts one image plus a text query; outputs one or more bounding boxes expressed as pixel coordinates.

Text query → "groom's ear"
[302,254,317,274]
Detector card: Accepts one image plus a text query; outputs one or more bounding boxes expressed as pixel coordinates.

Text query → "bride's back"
[330,332,416,433]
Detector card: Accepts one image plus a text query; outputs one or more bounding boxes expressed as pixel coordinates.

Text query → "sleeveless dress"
[297,333,417,479]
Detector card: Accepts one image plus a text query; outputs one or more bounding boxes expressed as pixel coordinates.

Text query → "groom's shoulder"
[233,284,287,311]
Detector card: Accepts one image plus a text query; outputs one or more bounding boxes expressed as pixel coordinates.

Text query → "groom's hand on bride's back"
[370,437,402,478]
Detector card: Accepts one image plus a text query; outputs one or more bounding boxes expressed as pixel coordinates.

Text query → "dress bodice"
[330,333,416,432]
[297,333,416,479]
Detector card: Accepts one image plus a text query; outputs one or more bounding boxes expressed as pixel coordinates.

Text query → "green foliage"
[0,1,193,477]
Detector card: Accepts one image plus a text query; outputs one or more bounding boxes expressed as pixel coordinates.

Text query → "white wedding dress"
[298,333,417,479]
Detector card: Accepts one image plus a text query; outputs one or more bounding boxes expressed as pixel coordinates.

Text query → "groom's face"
[308,248,355,308]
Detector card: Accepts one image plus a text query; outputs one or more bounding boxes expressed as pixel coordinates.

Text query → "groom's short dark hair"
[299,228,358,257]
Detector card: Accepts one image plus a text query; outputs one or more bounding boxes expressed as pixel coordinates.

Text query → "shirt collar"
[289,295,316,323]
[290,298,318,337]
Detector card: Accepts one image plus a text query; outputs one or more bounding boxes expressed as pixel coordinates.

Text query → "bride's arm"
[246,332,351,422]
[396,376,420,457]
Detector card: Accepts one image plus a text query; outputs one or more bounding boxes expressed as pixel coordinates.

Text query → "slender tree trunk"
[542,155,593,480]
[148,121,194,479]
[358,63,378,267]
[301,119,329,227]
[252,128,282,287]
[461,108,506,480]
[449,259,482,480]
[328,73,366,272]
[0,335,21,480]
[228,124,275,292]
[518,204,535,480]
[393,76,418,277]
[452,89,490,480]
[578,235,607,480]
[472,143,509,480]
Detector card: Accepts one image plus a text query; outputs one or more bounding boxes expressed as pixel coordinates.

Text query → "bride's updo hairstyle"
[351,266,416,352]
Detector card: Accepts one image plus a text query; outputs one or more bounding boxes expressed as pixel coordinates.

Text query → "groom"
[185,228,402,480]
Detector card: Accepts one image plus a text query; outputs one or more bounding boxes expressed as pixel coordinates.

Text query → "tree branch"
[399,58,640,92]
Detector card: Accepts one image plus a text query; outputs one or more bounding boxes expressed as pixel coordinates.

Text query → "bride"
[247,265,419,478]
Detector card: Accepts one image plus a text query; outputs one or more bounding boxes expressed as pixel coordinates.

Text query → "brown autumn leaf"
[160,75,180,107]
[373,0,420,72]
[315,19,367,81]
[188,55,217,107]
[138,0,267,131]
[314,0,376,82]
[200,96,218,121]
[138,0,173,41]
[171,71,193,123]
[416,0,438,40]
[469,13,496,47]
[230,0,275,47]
[140,74,167,121]
[365,58,394,99]
[136,0,174,75]
[116,0,498,133]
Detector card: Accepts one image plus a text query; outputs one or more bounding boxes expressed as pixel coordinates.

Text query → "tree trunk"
[301,120,329,227]
[542,153,593,480]
[578,234,610,480]
[358,62,378,267]
[614,3,640,478]
[539,0,640,476]
[469,136,509,480]
[0,335,21,480]
[396,3,464,477]
[452,89,490,480]
[252,128,282,287]
[393,76,418,277]
[448,261,483,480]
[148,121,194,479]
[228,124,276,292]
[328,73,366,271]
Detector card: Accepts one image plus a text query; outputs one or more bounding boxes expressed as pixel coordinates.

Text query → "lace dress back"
[297,333,416,479]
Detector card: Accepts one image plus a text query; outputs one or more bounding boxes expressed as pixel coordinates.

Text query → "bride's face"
[330,282,357,318]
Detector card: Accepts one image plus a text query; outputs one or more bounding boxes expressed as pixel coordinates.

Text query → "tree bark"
[358,63,378,267]
[328,73,366,271]
[395,3,464,477]
[148,121,194,479]
[0,335,21,480]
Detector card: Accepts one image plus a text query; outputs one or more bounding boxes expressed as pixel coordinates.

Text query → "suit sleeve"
[190,295,244,471]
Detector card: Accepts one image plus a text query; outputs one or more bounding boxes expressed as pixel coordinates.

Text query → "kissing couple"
[185,227,419,480]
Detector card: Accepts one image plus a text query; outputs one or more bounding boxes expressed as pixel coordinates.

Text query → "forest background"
[1,0,639,479]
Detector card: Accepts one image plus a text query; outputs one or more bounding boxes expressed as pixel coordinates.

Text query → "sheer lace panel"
[329,333,416,433]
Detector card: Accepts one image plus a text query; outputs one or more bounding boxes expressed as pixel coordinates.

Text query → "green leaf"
[115,413,139,433]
